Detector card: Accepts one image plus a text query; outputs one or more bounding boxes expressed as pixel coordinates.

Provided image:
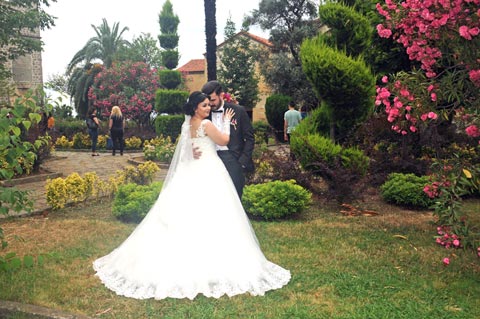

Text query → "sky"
[40,0,268,81]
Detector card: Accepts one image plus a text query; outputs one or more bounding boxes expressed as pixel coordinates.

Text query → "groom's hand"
[193,146,202,159]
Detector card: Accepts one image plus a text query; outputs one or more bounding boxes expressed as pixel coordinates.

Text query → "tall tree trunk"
[204,0,217,81]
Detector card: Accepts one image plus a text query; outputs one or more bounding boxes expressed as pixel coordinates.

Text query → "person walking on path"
[109,106,125,156]
[86,107,100,156]
[283,101,302,144]
[201,81,255,198]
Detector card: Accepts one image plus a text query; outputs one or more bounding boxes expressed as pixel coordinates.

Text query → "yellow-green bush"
[54,136,73,149]
[125,136,142,149]
[45,177,68,210]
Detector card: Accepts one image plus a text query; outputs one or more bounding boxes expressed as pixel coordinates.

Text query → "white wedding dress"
[93,119,291,300]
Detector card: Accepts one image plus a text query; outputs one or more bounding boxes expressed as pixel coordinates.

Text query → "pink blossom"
[427,112,438,119]
[421,113,428,121]
[465,125,480,137]
[459,25,472,40]
[409,125,417,132]
[427,85,435,92]
[382,75,389,83]
[453,239,460,247]
[442,257,450,265]
[377,24,393,38]
[431,93,437,101]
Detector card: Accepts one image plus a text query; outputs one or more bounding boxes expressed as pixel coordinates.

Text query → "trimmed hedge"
[380,173,434,208]
[242,180,312,220]
[155,89,189,114]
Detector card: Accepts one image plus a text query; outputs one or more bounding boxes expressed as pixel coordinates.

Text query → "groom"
[201,80,255,198]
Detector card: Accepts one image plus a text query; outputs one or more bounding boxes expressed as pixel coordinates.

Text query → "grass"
[1,196,479,319]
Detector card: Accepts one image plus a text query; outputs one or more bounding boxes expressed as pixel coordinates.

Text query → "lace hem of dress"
[93,260,291,300]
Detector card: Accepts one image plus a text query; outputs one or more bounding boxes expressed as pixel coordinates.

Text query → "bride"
[93,91,291,300]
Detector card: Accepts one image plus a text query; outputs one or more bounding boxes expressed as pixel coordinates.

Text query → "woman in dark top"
[109,106,125,156]
[87,107,100,156]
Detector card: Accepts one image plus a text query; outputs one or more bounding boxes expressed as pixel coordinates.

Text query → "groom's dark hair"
[201,80,223,96]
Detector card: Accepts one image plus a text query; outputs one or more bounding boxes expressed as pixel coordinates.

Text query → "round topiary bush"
[112,182,163,223]
[380,173,433,208]
[242,180,312,220]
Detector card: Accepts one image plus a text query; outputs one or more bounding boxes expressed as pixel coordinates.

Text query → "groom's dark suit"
[210,102,254,198]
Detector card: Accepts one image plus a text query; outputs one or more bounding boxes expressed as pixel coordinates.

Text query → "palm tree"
[67,63,103,117]
[67,18,129,73]
[66,19,129,117]
[204,0,217,81]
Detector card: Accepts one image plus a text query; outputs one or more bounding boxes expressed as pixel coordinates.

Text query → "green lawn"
[1,197,479,319]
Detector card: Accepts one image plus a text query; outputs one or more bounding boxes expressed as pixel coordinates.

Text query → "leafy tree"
[0,0,56,80]
[204,0,217,80]
[245,0,320,109]
[67,18,129,73]
[66,19,129,117]
[158,0,180,69]
[67,63,103,118]
[301,5,376,142]
[116,33,162,69]
[88,61,159,126]
[217,18,259,109]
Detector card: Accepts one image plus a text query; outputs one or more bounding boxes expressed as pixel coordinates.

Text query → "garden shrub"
[72,132,91,149]
[291,133,369,202]
[300,36,375,141]
[143,136,176,163]
[252,120,271,145]
[125,136,142,149]
[112,182,163,223]
[154,114,184,142]
[159,69,182,89]
[248,145,313,191]
[161,50,179,70]
[265,94,291,140]
[122,161,160,185]
[242,180,312,220]
[380,173,433,208]
[155,89,189,114]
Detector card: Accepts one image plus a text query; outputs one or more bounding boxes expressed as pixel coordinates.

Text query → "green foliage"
[159,70,182,89]
[155,90,189,114]
[112,182,163,223]
[143,136,176,163]
[0,90,48,215]
[0,0,55,80]
[300,37,375,141]
[218,22,260,109]
[158,34,179,50]
[0,252,45,273]
[242,180,312,220]
[265,94,291,135]
[252,120,271,144]
[115,33,163,70]
[291,132,369,202]
[380,173,433,208]
[318,3,373,57]
[161,50,179,70]
[154,114,184,142]
[244,0,319,108]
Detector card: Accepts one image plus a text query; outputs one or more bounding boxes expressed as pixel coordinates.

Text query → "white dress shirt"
[211,105,229,151]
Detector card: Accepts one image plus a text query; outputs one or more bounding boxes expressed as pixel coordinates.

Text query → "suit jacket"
[211,102,255,172]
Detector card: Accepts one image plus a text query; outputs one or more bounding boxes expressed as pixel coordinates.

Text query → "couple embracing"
[93,81,291,300]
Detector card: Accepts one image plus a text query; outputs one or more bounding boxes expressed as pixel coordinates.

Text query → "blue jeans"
[88,128,98,152]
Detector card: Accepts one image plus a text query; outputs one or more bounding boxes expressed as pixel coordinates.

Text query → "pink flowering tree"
[88,61,160,127]
[375,0,480,254]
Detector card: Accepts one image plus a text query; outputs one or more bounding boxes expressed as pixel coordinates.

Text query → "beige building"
[177,31,273,122]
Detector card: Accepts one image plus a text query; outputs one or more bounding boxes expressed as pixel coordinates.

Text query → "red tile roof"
[177,59,205,72]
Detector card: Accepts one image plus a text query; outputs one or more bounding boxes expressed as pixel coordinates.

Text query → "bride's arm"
[204,109,235,146]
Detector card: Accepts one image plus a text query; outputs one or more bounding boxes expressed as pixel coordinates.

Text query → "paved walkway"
[2,150,167,217]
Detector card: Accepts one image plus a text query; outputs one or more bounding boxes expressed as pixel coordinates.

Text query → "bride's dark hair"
[184,91,209,116]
